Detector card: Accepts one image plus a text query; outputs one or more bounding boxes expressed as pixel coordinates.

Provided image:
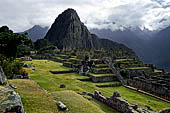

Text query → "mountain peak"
[45,8,88,49]
[64,8,77,14]
[21,25,48,42]
[44,9,134,54]
[56,8,81,23]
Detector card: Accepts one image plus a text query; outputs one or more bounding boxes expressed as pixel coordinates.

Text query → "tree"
[0,26,32,78]
[34,39,53,50]
[0,32,32,58]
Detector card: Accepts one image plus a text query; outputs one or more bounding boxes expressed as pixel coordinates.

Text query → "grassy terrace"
[88,72,115,77]
[11,60,170,112]
[91,81,120,86]
[9,79,60,113]
[154,69,163,73]
[91,59,101,61]
[126,67,149,70]
[92,68,111,71]
[51,90,106,113]
[114,59,134,62]
[95,64,108,68]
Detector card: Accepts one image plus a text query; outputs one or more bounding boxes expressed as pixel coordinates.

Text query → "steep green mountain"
[44,8,134,54]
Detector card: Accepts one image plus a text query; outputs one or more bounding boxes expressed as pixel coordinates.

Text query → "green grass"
[90,99,118,113]
[69,58,82,61]
[9,79,61,113]
[88,72,115,77]
[114,59,133,62]
[69,57,81,60]
[101,86,170,111]
[26,60,72,72]
[92,68,111,71]
[51,90,105,113]
[55,57,65,60]
[63,61,72,64]
[154,69,163,73]
[95,64,108,66]
[92,81,120,86]
[126,67,149,70]
[91,59,100,61]
[24,60,170,112]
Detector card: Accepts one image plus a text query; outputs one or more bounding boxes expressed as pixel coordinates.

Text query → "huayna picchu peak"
[45,8,134,54]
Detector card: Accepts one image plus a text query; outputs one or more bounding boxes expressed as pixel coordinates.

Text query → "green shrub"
[0,54,22,78]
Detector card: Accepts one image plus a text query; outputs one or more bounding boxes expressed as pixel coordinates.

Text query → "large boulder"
[0,87,24,113]
[0,66,7,85]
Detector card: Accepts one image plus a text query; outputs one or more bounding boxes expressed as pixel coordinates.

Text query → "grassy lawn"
[23,60,170,112]
[51,90,106,113]
[9,79,61,113]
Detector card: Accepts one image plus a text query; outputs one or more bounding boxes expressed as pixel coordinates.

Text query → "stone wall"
[92,68,112,74]
[91,76,118,83]
[96,82,121,87]
[63,62,72,68]
[49,70,74,74]
[159,109,170,113]
[127,77,170,100]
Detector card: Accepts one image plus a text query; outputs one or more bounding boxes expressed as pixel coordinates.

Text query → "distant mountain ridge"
[21,25,48,42]
[44,8,134,54]
[147,26,170,72]
[91,26,170,72]
[90,28,149,60]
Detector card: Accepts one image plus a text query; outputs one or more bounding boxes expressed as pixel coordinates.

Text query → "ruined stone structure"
[128,73,170,100]
[92,90,151,113]
[92,90,170,113]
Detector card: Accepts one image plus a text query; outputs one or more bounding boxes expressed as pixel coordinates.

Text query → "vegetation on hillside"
[0,26,32,78]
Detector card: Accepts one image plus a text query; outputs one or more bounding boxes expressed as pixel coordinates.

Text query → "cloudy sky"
[0,0,170,32]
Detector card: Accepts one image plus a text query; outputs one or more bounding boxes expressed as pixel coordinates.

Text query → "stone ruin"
[92,90,151,113]
[102,56,170,101]
[92,90,170,113]
[127,72,170,100]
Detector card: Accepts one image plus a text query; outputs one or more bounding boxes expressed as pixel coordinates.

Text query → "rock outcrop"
[0,66,7,85]
[0,66,24,113]
[0,87,24,113]
[45,8,134,54]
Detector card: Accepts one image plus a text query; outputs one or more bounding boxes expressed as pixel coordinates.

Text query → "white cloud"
[0,0,170,32]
